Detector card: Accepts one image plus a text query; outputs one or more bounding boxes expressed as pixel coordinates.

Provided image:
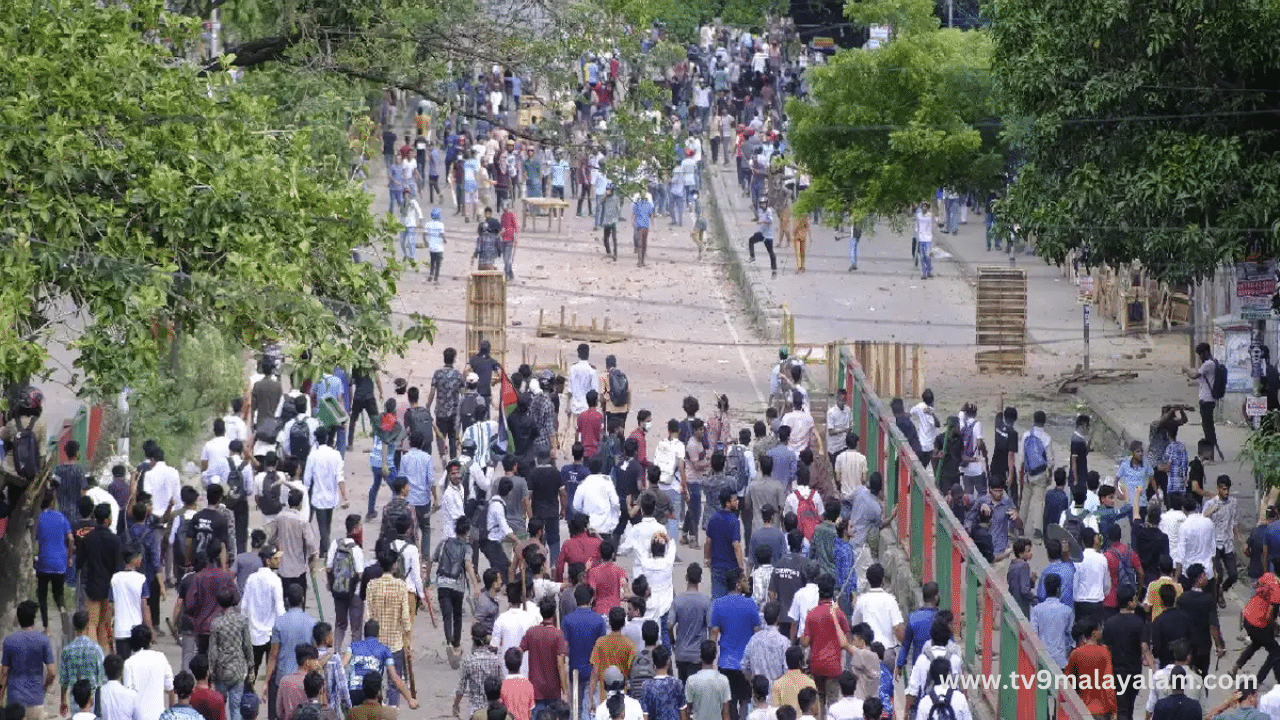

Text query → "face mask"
[644,422,652,431]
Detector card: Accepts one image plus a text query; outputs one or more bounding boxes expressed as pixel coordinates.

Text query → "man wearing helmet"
[1,386,46,483]
[424,207,446,283]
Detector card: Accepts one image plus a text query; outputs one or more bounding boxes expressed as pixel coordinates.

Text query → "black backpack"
[257,471,283,516]
[1211,359,1228,400]
[406,406,433,446]
[435,537,468,580]
[608,368,630,407]
[288,419,313,464]
[11,416,41,482]
[255,416,281,443]
[458,393,482,431]
[226,457,249,503]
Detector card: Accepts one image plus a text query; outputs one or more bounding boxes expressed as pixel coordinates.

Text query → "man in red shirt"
[800,576,851,708]
[187,654,225,720]
[577,392,605,458]
[1064,618,1118,718]
[628,410,651,468]
[585,539,628,615]
[520,598,569,712]
[1102,524,1144,618]
[555,514,602,582]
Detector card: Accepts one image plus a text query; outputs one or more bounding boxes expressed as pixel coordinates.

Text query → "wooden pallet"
[536,306,628,343]
[975,267,1027,373]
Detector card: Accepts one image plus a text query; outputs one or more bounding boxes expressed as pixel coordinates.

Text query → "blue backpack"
[1023,432,1048,476]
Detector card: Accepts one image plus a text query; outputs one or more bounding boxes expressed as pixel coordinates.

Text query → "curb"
[705,169,781,341]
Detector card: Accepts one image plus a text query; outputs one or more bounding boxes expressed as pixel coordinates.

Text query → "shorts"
[465,190,478,204]
[719,668,750,701]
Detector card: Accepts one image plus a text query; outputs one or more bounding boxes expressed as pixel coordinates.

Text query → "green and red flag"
[499,368,518,452]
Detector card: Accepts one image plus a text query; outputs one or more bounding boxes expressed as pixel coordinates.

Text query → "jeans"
[669,195,685,226]
[414,505,433,559]
[389,187,404,215]
[436,416,458,460]
[594,195,606,227]
[1199,400,1218,452]
[849,235,859,267]
[36,572,65,629]
[526,178,541,198]
[750,181,763,209]
[665,488,684,541]
[1216,549,1239,595]
[538,514,562,566]
[454,183,465,213]
[502,241,515,279]
[428,176,441,203]
[710,566,734,599]
[215,680,244,720]
[944,197,959,233]
[400,228,417,261]
[369,466,396,515]
[681,483,703,538]
[388,649,406,706]
[748,233,777,271]
[333,593,364,650]
[919,241,933,278]
[315,508,335,557]
[231,500,249,554]
[439,587,465,647]
[429,251,443,281]
[602,225,617,257]
[349,395,380,446]
[986,211,998,249]
[482,539,510,582]
[572,672,593,720]
[710,136,720,163]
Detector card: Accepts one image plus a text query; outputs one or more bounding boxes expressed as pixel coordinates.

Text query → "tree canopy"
[988,0,1280,281]
[0,0,420,396]
[786,0,1002,223]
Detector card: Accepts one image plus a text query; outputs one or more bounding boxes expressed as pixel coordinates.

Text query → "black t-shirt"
[1101,612,1147,674]
[1151,694,1202,720]
[1149,607,1192,666]
[771,553,808,622]
[468,354,500,395]
[528,466,562,518]
[352,369,376,400]
[1070,433,1089,485]
[991,423,1017,480]
[176,572,196,632]
[82,526,122,601]
[1175,590,1218,656]
[895,414,921,454]
[187,508,230,561]
[1249,524,1269,579]
[614,458,643,504]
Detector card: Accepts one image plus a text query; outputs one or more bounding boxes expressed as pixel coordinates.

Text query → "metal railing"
[836,348,1092,720]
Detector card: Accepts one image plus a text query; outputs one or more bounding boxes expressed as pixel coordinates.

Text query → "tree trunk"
[0,474,49,638]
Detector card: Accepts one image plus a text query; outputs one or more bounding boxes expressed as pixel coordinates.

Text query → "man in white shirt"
[303,426,347,554]
[492,583,539,676]
[111,549,152,656]
[223,399,249,444]
[200,418,232,487]
[438,459,468,532]
[144,449,181,522]
[619,493,665,580]
[121,625,174,720]
[484,476,518,581]
[1019,411,1056,539]
[1176,494,1216,581]
[906,620,963,705]
[653,420,687,541]
[910,390,940,467]
[850,563,905,661]
[959,404,985,497]
[86,475,121,539]
[780,392,815,454]
[825,389,851,465]
[834,432,867,518]
[280,397,320,462]
[240,545,285,674]
[1073,528,1110,622]
[826,671,864,720]
[1260,679,1280,720]
[786,564,820,640]
[99,655,143,720]
[1161,494,1189,569]
[572,458,620,536]
[387,518,426,607]
[567,343,599,441]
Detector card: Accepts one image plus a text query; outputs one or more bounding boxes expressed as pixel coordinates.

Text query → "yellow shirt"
[1144,576,1183,620]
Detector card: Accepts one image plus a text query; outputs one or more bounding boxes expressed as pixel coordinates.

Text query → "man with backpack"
[1184,341,1225,460]
[224,440,253,552]
[1019,411,1054,539]
[429,517,479,667]
[2,386,46,485]
[403,387,436,454]
[785,467,823,542]
[254,452,286,520]
[282,397,319,471]
[1058,486,1098,548]
[601,355,631,432]
[327,514,366,651]
[1101,524,1143,622]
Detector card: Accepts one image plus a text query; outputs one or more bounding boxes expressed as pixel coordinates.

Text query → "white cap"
[466,372,479,384]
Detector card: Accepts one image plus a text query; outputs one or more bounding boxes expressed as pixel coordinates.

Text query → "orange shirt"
[1064,644,1117,715]
[1244,573,1280,629]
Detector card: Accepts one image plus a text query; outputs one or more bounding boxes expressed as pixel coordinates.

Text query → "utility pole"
[1083,304,1091,372]
[947,0,954,27]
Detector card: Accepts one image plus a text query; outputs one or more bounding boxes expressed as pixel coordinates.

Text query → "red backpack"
[794,488,820,540]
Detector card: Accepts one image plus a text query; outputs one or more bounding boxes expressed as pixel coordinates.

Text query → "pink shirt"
[501,677,536,720]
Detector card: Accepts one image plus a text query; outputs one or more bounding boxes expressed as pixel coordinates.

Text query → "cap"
[239,691,261,720]
[258,543,279,560]
[604,666,625,686]
[264,451,279,466]
[466,372,479,384]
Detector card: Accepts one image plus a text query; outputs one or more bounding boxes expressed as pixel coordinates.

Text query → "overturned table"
[521,197,569,233]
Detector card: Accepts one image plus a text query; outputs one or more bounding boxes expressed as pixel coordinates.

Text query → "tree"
[0,0,426,625]
[786,0,1002,224]
[988,0,1280,282]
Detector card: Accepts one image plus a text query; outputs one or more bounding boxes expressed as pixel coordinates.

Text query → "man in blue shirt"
[2,600,55,719]
[264,584,317,720]
[400,436,436,558]
[705,488,745,599]
[1036,538,1077,607]
[709,568,760,720]
[897,581,939,672]
[632,192,654,268]
[1042,469,1070,540]
[562,584,606,720]
[560,443,589,526]
[345,619,415,706]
